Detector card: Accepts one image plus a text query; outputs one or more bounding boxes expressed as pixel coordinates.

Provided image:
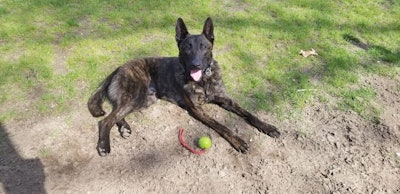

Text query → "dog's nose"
[192,59,202,69]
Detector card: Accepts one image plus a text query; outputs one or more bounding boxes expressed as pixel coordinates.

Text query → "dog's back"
[88,57,188,117]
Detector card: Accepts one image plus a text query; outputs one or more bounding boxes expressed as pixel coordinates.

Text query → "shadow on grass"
[343,34,400,63]
[0,123,46,194]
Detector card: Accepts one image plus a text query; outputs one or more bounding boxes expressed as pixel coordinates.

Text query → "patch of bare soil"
[1,74,399,193]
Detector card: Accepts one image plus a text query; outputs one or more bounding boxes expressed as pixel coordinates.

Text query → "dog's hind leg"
[97,105,133,156]
[116,118,131,138]
[211,96,280,138]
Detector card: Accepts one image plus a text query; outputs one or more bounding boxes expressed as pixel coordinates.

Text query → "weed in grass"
[38,148,51,158]
[66,18,79,27]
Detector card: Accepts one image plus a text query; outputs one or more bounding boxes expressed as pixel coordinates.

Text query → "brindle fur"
[88,17,280,156]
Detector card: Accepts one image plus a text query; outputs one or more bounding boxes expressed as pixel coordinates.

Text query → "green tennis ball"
[198,136,212,149]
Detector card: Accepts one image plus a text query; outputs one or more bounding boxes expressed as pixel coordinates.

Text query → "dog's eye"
[201,43,209,50]
[186,43,192,50]
[200,43,206,49]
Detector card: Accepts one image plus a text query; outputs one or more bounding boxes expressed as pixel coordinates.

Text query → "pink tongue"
[190,70,202,81]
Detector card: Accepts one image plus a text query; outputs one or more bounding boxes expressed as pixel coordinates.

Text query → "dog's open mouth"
[190,69,202,82]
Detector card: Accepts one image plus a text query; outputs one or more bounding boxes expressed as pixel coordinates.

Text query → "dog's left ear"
[202,17,214,44]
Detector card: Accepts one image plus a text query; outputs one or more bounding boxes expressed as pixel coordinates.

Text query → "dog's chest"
[184,66,226,105]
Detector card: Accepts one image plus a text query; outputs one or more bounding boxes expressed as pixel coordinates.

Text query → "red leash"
[179,128,206,155]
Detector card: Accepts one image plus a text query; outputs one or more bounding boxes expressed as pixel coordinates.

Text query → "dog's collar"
[205,61,213,77]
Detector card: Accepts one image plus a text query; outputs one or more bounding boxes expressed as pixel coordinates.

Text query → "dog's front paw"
[259,124,281,138]
[230,136,250,153]
[97,140,111,156]
[118,125,132,139]
[267,129,281,138]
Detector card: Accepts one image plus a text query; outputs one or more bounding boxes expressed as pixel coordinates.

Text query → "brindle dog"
[88,17,280,156]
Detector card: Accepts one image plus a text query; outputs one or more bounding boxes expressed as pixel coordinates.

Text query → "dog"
[88,17,280,156]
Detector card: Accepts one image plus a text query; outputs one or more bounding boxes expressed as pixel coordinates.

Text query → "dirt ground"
[1,74,400,194]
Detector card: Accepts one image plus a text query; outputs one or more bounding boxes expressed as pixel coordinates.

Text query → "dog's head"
[175,17,214,82]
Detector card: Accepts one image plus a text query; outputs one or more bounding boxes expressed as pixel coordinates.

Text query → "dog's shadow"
[0,123,46,194]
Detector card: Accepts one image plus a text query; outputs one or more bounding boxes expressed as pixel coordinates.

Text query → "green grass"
[340,87,380,122]
[38,147,51,158]
[0,0,399,122]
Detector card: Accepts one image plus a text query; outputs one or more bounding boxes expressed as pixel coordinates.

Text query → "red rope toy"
[178,128,206,155]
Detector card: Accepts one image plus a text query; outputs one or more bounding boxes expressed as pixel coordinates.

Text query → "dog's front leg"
[182,83,249,152]
[186,105,250,153]
[211,96,280,138]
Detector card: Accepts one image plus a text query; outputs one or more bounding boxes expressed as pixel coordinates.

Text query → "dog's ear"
[175,18,189,45]
[202,17,214,44]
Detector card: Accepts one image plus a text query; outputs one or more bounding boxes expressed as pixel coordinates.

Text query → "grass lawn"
[0,0,399,122]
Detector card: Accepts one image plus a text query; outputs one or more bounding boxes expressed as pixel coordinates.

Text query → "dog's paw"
[91,110,106,117]
[97,140,111,156]
[259,124,281,138]
[118,125,132,139]
[231,136,250,153]
[267,129,281,138]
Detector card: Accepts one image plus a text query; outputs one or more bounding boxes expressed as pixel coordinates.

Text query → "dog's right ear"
[175,18,189,45]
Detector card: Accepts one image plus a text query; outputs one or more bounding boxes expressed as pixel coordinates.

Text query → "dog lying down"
[88,17,280,156]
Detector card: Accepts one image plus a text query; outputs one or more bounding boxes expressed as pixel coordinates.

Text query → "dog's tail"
[87,69,118,117]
